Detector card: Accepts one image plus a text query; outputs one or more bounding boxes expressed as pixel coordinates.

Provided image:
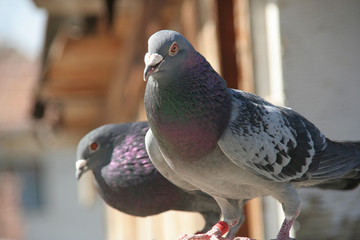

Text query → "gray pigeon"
[143,30,360,240]
[75,121,223,233]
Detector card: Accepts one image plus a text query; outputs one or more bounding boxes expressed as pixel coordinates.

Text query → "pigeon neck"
[145,52,232,161]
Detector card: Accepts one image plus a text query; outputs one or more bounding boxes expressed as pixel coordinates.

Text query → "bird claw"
[177,233,204,240]
[178,221,253,240]
[177,233,218,240]
[271,238,296,240]
[178,233,254,240]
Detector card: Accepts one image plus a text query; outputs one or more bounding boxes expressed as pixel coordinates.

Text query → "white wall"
[23,148,105,240]
[278,0,360,239]
[279,0,360,140]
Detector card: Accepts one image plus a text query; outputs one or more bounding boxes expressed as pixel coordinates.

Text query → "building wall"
[279,0,360,139]
[278,0,360,239]
[23,148,105,240]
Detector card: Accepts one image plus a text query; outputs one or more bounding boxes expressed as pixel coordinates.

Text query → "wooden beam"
[233,0,254,92]
[216,0,238,89]
[33,0,104,16]
[216,1,248,236]
[216,1,260,239]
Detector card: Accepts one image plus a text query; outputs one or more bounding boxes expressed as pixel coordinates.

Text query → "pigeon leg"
[274,208,300,240]
[271,185,301,240]
[275,217,296,240]
[226,215,244,238]
[198,211,222,233]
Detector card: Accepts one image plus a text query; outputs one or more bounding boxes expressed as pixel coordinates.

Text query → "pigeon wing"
[218,89,327,182]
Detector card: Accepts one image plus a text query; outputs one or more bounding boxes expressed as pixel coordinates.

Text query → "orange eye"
[169,43,178,55]
[89,142,99,151]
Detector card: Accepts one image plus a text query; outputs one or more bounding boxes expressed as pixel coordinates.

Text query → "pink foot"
[177,221,253,240]
[178,221,225,240]
[271,238,295,240]
[178,234,253,240]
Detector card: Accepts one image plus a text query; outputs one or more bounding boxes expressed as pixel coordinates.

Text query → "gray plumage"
[75,121,222,233]
[143,30,360,240]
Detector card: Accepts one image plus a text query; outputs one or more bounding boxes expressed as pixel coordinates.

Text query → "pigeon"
[75,121,223,233]
[143,30,360,240]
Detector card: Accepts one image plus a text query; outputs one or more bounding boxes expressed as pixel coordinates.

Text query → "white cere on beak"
[143,53,164,81]
[144,53,163,66]
[76,159,87,170]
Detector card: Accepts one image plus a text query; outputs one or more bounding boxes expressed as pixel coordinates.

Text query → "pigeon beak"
[143,52,164,81]
[75,159,89,180]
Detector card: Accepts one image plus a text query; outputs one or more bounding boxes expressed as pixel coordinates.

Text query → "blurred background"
[0,0,359,239]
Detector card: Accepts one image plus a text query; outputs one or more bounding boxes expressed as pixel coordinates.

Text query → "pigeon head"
[76,124,122,180]
[144,30,232,161]
[143,30,195,82]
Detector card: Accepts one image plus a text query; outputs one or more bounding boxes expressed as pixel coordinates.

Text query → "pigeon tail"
[313,174,360,190]
[309,139,360,189]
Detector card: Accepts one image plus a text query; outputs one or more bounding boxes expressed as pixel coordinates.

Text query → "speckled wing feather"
[219,89,327,182]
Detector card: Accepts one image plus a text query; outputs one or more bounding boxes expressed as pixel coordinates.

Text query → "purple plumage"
[76,121,221,232]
